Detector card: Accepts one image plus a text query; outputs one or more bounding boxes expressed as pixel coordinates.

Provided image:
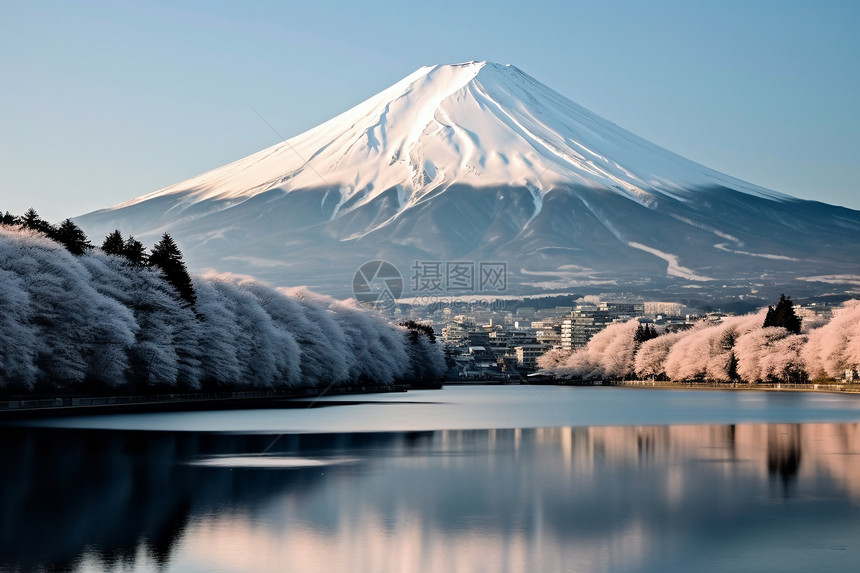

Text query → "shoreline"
[0,384,410,421]
[559,379,860,394]
[447,377,860,395]
[5,379,859,421]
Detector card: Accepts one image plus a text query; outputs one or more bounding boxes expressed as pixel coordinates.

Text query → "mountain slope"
[77,61,860,297]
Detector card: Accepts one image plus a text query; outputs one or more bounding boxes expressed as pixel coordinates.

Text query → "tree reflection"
[1,422,859,573]
[0,428,401,571]
[767,424,802,495]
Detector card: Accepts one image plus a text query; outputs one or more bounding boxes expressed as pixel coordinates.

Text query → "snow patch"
[799,275,860,286]
[522,279,618,289]
[669,214,741,243]
[714,243,799,261]
[628,242,713,281]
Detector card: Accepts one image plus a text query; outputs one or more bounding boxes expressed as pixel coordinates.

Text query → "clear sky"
[2,0,858,223]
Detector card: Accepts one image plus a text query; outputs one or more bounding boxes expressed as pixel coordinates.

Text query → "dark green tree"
[634,323,658,344]
[102,230,148,266]
[101,230,126,256]
[1,211,20,225]
[123,236,147,266]
[763,294,802,334]
[400,320,437,344]
[53,219,93,255]
[727,351,740,382]
[20,208,55,235]
[149,233,196,306]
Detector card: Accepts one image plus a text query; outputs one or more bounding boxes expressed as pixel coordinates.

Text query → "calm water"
[3,386,860,572]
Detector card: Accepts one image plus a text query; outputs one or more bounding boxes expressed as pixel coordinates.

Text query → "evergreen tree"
[149,233,196,306]
[102,231,148,265]
[727,351,740,382]
[1,211,19,226]
[123,236,147,266]
[101,230,125,256]
[54,219,93,255]
[400,320,437,344]
[20,208,55,235]
[634,323,658,344]
[763,294,802,334]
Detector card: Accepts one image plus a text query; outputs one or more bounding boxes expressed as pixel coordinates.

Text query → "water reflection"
[2,423,860,572]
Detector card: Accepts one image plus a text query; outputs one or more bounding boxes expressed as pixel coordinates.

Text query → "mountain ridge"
[76,61,860,298]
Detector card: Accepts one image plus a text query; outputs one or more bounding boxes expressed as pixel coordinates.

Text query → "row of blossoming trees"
[0,210,445,395]
[538,298,860,384]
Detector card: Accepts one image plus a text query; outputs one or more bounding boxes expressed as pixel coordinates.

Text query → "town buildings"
[429,298,691,377]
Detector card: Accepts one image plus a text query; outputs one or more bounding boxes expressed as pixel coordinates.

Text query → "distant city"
[393,296,835,379]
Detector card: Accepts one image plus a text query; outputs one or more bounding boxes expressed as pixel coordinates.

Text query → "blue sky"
[2,0,858,222]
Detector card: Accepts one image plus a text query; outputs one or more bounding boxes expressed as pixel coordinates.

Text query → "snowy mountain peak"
[78,61,860,297]
[113,61,785,216]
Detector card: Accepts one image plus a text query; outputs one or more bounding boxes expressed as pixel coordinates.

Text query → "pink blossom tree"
[803,300,860,379]
[634,330,687,379]
[735,327,806,383]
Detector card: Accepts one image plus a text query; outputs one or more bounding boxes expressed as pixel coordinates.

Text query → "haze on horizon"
[1,0,858,223]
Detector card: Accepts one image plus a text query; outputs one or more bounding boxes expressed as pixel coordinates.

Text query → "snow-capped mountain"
[77,61,860,297]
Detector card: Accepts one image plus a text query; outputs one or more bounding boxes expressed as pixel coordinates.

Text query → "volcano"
[76,61,860,298]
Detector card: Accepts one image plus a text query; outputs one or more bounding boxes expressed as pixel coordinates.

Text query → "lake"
[2,385,860,572]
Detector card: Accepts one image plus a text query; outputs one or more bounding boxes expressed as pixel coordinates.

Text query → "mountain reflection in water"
[2,421,860,572]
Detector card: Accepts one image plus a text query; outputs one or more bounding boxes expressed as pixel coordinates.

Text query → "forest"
[539,296,860,384]
[0,211,445,396]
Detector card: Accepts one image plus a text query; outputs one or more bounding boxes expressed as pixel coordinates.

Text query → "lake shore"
[5,378,859,421]
[448,375,860,394]
[569,379,860,394]
[0,384,410,420]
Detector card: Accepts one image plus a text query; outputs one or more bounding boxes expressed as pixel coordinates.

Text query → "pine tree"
[634,323,658,344]
[1,211,20,225]
[400,320,437,344]
[763,294,802,334]
[53,219,93,255]
[123,236,147,266]
[101,230,125,256]
[149,233,196,306]
[727,351,740,382]
[20,208,55,235]
[20,207,40,229]
[102,231,147,265]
